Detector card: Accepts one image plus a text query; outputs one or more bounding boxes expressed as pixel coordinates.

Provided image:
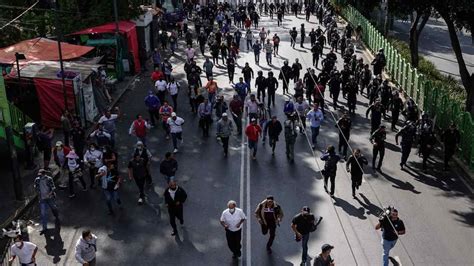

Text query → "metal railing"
[332,0,474,169]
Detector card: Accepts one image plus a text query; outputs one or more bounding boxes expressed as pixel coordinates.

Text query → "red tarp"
[70,21,141,73]
[0,38,94,65]
[33,78,75,128]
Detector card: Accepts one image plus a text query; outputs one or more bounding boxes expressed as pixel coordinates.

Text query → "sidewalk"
[0,73,137,259]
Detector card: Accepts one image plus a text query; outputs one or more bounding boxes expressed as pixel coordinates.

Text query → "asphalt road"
[24,11,474,266]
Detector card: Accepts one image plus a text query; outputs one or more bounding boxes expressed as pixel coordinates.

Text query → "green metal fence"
[332,0,474,169]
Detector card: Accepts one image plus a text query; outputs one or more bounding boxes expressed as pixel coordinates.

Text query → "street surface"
[24,11,474,266]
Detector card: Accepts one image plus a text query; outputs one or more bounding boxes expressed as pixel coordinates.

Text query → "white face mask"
[90,147,95,151]
[15,242,22,248]
[229,208,236,214]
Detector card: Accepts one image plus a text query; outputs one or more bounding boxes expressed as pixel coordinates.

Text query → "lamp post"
[53,0,68,110]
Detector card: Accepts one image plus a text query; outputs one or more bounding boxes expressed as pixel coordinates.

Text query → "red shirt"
[151,71,164,82]
[133,120,147,137]
[245,124,262,142]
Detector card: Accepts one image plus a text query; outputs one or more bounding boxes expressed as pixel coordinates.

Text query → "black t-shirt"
[128,159,147,179]
[314,254,333,266]
[292,213,315,235]
[382,218,405,241]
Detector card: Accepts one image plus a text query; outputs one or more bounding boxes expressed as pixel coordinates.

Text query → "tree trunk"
[409,12,421,67]
[383,0,390,36]
[441,12,474,114]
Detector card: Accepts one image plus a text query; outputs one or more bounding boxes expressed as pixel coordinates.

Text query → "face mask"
[229,208,236,214]
[90,148,95,151]
[15,242,22,248]
[170,187,177,191]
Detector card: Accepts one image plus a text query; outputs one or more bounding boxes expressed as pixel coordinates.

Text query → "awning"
[0,38,94,65]
[8,60,103,81]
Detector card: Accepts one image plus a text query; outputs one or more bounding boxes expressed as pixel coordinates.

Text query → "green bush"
[387,37,466,105]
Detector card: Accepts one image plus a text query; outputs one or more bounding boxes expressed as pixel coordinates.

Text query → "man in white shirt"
[9,235,38,266]
[245,94,260,121]
[220,200,247,259]
[167,112,185,153]
[97,107,120,148]
[154,77,168,104]
[185,45,195,62]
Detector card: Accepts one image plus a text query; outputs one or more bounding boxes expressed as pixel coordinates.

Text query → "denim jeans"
[382,238,397,266]
[103,190,120,212]
[311,126,320,146]
[171,132,182,149]
[301,233,310,262]
[39,198,59,230]
[248,140,258,157]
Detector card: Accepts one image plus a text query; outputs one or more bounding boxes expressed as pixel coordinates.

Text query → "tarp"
[8,60,103,81]
[33,78,75,128]
[0,38,94,65]
[70,21,141,73]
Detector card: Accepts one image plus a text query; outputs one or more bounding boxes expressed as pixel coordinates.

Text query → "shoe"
[267,247,272,254]
[353,193,356,199]
[312,145,316,150]
[171,231,177,236]
[330,193,335,197]
[232,254,238,259]
[166,135,170,140]
[272,152,275,156]
[400,163,404,170]
[173,148,179,153]
[68,194,76,198]
[39,229,47,235]
[324,186,328,193]
[252,156,256,160]
[138,198,143,205]
[82,188,88,192]
[58,185,67,189]
[180,139,184,144]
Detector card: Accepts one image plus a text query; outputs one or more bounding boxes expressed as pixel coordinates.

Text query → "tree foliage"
[0,0,144,47]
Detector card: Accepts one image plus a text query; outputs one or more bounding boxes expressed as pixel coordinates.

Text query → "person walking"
[53,141,71,189]
[128,114,151,145]
[205,77,219,105]
[252,40,262,64]
[346,149,368,198]
[132,141,153,186]
[314,244,335,266]
[230,95,244,135]
[267,115,283,155]
[167,78,180,111]
[34,169,60,234]
[144,90,161,127]
[220,200,247,259]
[96,164,122,215]
[255,71,267,103]
[159,101,174,140]
[291,206,319,266]
[264,39,273,65]
[336,112,352,159]
[167,112,185,153]
[198,98,213,137]
[395,121,417,169]
[164,180,188,236]
[442,122,461,171]
[128,153,148,205]
[266,71,278,108]
[75,230,97,266]
[370,125,387,171]
[375,208,405,266]
[284,118,298,162]
[216,113,234,157]
[254,195,284,254]
[83,143,103,189]
[8,235,38,266]
[159,151,178,180]
[306,103,324,149]
[320,145,341,196]
[203,58,214,80]
[242,63,255,92]
[245,118,263,160]
[272,33,280,55]
[66,150,87,198]
[366,101,384,134]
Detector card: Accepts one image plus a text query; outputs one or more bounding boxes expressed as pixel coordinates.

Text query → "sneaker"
[180,138,184,144]
[171,231,177,236]
[173,148,179,153]
[166,135,170,140]
[82,188,88,192]
[138,198,143,205]
[58,184,67,189]
[68,194,76,198]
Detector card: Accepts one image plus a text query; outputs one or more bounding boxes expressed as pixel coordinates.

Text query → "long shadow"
[43,228,66,264]
[450,207,474,226]
[357,193,384,217]
[333,196,367,220]
[379,171,421,194]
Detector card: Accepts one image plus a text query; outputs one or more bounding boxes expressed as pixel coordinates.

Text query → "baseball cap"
[222,113,228,117]
[251,118,256,122]
[55,141,63,147]
[171,112,177,117]
[302,206,310,213]
[321,244,334,252]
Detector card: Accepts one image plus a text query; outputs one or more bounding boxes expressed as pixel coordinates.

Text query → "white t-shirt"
[11,241,37,265]
[167,117,184,133]
[168,82,179,96]
[98,114,118,133]
[245,100,259,114]
[155,80,168,92]
[185,48,195,60]
[220,208,247,232]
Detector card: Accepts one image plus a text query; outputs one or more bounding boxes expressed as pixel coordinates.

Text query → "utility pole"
[54,0,68,110]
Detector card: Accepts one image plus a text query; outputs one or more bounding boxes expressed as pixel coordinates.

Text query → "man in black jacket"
[254,196,284,253]
[267,116,283,155]
[160,152,178,182]
[164,180,187,236]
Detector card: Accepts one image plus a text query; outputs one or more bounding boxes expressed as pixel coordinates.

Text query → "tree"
[388,0,432,68]
[434,0,474,113]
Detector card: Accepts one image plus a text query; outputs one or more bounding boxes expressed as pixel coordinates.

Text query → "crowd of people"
[16,1,463,266]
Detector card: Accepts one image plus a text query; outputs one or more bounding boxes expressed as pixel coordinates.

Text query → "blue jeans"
[382,238,397,266]
[311,126,320,146]
[103,189,120,212]
[301,233,310,262]
[39,198,59,230]
[266,52,272,64]
[248,140,258,157]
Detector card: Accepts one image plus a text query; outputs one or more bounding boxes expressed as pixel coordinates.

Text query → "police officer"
[279,61,293,94]
[320,145,341,196]
[366,101,384,134]
[336,112,352,159]
[395,121,417,169]
[442,122,461,171]
[266,71,279,108]
[390,91,404,131]
[346,149,368,198]
[370,125,387,171]
[255,71,267,103]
